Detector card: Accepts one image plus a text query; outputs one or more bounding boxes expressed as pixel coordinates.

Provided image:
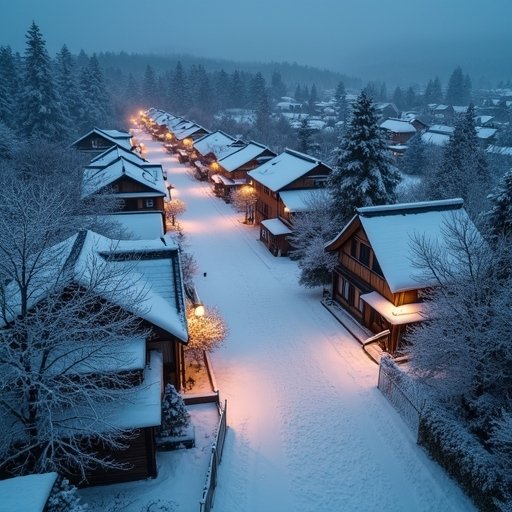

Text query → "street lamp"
[185,284,205,318]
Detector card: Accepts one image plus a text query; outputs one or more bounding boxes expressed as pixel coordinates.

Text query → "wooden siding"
[75,428,157,487]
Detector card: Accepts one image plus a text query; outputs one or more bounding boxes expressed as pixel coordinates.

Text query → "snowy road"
[142,132,473,512]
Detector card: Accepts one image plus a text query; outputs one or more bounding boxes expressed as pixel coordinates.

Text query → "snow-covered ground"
[133,130,473,512]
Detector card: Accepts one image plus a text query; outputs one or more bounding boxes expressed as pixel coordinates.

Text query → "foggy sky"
[2,0,511,85]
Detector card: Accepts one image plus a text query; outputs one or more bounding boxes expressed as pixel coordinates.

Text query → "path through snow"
[141,132,473,512]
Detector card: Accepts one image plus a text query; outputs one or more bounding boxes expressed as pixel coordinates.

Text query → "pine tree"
[297,116,315,154]
[79,54,111,130]
[55,45,81,137]
[428,104,490,214]
[446,66,471,105]
[271,71,286,100]
[0,46,20,129]
[171,61,188,113]
[486,169,512,238]
[230,70,245,108]
[215,69,231,111]
[251,72,270,133]
[400,133,426,176]
[308,84,318,113]
[294,84,302,102]
[405,86,416,109]
[334,81,347,123]
[328,90,400,223]
[158,384,191,438]
[142,64,158,107]
[392,87,405,110]
[19,22,66,139]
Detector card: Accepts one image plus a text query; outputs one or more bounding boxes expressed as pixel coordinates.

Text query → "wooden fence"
[199,399,228,512]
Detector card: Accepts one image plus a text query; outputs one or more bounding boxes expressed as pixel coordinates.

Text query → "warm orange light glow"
[194,304,205,318]
[165,133,173,141]
[183,138,192,147]
[210,161,219,171]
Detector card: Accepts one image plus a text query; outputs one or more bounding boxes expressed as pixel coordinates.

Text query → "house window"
[144,199,154,208]
[340,277,355,306]
[359,243,370,267]
[350,239,357,258]
[372,256,383,277]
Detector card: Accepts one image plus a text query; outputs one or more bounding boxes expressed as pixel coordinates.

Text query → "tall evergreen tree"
[55,45,81,136]
[297,117,315,154]
[334,81,347,124]
[0,46,20,129]
[19,22,66,139]
[486,169,512,238]
[392,86,405,110]
[308,83,318,113]
[328,91,400,223]
[170,61,188,113]
[142,64,158,107]
[229,70,245,108]
[215,69,231,111]
[271,71,286,100]
[400,133,426,176]
[446,67,471,105]
[405,86,416,109]
[428,104,490,214]
[251,73,270,133]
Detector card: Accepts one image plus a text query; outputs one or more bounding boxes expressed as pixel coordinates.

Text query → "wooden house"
[248,149,332,256]
[82,156,168,219]
[71,128,133,155]
[380,118,417,146]
[325,198,473,353]
[212,142,276,200]
[375,102,400,120]
[0,230,189,486]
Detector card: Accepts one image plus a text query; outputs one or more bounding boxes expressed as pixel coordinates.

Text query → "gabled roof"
[71,128,133,151]
[380,118,416,133]
[248,149,330,192]
[0,473,58,512]
[173,123,209,141]
[1,231,188,342]
[193,130,238,158]
[82,158,167,197]
[218,142,274,172]
[88,145,147,167]
[279,188,329,213]
[326,198,474,293]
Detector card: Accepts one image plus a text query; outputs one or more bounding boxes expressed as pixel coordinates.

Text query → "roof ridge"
[358,198,464,217]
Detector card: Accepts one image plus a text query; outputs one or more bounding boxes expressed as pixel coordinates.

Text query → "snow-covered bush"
[158,384,191,438]
[47,477,88,512]
[419,406,506,511]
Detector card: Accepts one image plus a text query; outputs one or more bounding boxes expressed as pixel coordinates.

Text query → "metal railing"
[199,399,227,512]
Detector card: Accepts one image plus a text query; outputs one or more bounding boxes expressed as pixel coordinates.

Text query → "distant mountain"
[96,51,362,91]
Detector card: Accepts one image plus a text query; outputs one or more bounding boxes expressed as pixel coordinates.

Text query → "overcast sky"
[2,0,511,84]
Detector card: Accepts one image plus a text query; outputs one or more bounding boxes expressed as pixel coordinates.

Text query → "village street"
[141,131,474,512]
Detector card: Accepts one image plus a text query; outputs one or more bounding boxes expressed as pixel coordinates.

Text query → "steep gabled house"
[212,142,276,200]
[87,144,149,168]
[379,118,417,148]
[248,149,332,256]
[170,123,210,156]
[325,199,473,353]
[0,230,189,485]
[71,128,134,155]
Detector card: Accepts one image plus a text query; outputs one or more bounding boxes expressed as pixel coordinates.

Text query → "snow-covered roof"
[71,128,133,151]
[361,292,427,325]
[453,106,469,113]
[106,212,165,240]
[428,124,454,135]
[475,115,494,125]
[380,119,416,133]
[326,199,474,293]
[193,131,237,158]
[1,231,188,342]
[0,472,58,512]
[487,145,512,156]
[248,149,329,192]
[421,132,450,146]
[279,188,329,213]
[476,126,497,139]
[88,145,147,167]
[173,124,209,141]
[218,142,272,172]
[82,158,167,198]
[261,218,292,236]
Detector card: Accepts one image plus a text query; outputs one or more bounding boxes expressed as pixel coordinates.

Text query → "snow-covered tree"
[18,22,67,139]
[158,384,190,438]
[165,198,187,227]
[46,478,88,512]
[445,66,471,105]
[169,226,198,286]
[334,81,348,124]
[230,185,258,223]
[427,104,491,215]
[404,216,512,435]
[0,121,20,160]
[288,192,339,288]
[400,133,426,176]
[297,116,315,154]
[0,45,20,129]
[486,168,512,239]
[271,71,286,100]
[328,90,400,223]
[186,305,227,361]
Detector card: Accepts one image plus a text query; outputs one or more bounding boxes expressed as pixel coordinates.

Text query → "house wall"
[75,428,157,487]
